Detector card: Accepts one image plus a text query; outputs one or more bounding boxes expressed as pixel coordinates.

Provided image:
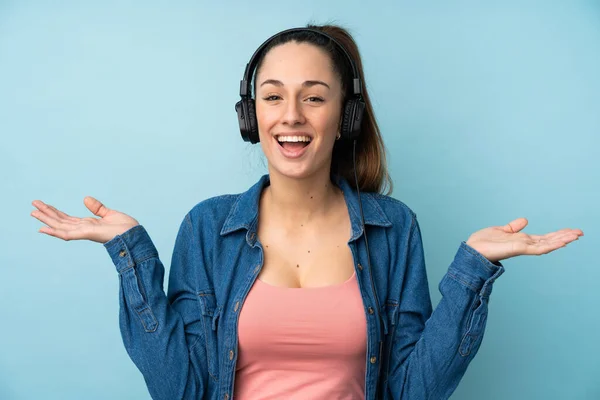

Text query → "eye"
[306,96,324,103]
[263,95,282,101]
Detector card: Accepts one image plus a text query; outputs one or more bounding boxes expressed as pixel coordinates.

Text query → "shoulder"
[185,193,241,226]
[190,193,240,213]
[359,190,420,241]
[367,192,418,231]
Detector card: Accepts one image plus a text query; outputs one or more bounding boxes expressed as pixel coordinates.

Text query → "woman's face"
[254,41,343,180]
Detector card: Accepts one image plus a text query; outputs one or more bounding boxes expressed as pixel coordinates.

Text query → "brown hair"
[253,24,393,195]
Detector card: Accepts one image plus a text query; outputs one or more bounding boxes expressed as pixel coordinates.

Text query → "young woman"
[31,25,583,400]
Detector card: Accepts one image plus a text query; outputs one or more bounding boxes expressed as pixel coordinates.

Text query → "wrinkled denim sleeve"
[103,215,208,400]
[387,218,504,400]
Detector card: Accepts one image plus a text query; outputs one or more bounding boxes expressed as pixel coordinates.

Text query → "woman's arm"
[387,216,582,399]
[387,217,502,399]
[32,197,215,399]
[104,215,209,400]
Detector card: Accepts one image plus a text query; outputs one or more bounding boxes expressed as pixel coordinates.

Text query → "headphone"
[235,27,366,144]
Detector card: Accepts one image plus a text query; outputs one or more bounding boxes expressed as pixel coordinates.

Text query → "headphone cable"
[352,139,384,397]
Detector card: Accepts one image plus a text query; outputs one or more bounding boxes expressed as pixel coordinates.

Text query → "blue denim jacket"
[104,174,504,400]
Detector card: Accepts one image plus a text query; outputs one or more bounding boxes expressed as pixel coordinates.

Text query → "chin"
[271,165,311,180]
[269,160,331,182]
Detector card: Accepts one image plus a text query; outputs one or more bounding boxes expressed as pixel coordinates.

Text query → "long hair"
[253,24,393,195]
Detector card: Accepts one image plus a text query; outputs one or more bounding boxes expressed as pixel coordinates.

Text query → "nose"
[282,99,305,126]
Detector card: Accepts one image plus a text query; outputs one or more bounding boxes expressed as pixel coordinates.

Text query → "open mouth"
[275,135,312,151]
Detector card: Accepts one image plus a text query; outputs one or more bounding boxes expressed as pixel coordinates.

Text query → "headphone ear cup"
[235,99,249,142]
[340,98,366,141]
[246,99,259,144]
[235,98,260,143]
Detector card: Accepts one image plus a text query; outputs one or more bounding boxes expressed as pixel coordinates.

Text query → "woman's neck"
[261,169,342,227]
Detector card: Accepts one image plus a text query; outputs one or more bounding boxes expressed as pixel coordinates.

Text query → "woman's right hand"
[31,196,139,244]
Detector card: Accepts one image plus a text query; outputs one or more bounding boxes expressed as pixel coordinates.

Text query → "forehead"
[256,41,338,83]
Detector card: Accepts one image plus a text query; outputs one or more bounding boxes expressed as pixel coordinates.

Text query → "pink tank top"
[234,271,367,399]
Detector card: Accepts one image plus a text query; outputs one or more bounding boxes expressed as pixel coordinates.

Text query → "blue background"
[1,1,598,399]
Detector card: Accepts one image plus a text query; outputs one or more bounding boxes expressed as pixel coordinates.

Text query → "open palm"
[466,217,584,263]
[31,196,139,244]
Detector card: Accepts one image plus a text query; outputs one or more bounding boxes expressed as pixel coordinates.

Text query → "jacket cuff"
[103,225,158,273]
[447,241,505,298]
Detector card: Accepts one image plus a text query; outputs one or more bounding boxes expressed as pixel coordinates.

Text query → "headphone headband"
[239,27,363,99]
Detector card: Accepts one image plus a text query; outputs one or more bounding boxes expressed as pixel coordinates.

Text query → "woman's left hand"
[465,217,584,263]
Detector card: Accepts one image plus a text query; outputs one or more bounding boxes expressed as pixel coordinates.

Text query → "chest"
[256,215,355,288]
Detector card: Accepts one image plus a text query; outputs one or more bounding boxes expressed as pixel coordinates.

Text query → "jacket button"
[224,394,229,400]
[229,350,234,360]
[357,263,363,270]
[234,302,240,312]
[370,356,377,364]
[119,250,126,257]
[368,307,374,314]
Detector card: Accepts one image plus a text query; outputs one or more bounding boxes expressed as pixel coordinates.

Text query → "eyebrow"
[259,79,330,89]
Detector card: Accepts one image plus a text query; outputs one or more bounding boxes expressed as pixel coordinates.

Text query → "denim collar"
[220,174,392,242]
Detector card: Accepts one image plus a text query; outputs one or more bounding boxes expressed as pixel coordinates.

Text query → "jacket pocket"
[459,295,488,357]
[197,291,221,382]
[121,266,158,333]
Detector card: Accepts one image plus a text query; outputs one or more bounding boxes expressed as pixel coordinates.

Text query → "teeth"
[276,135,311,143]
